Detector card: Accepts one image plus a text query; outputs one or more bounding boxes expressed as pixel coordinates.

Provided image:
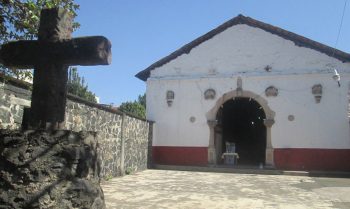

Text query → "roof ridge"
[136,14,350,81]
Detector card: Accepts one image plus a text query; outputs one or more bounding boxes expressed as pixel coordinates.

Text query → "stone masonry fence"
[0,75,153,179]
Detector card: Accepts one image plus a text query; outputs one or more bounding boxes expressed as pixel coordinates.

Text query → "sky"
[73,0,350,106]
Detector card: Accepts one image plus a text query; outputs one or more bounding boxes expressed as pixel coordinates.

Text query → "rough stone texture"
[64,100,150,177]
[0,82,31,129]
[64,100,123,178]
[123,116,149,174]
[147,122,154,168]
[0,81,152,178]
[0,130,105,209]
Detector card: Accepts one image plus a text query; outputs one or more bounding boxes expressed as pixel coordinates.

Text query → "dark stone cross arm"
[0,36,111,68]
[0,8,112,130]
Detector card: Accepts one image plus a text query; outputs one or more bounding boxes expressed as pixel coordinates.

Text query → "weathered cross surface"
[0,8,111,129]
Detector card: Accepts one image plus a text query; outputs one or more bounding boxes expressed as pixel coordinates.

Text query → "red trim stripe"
[152,146,350,171]
[153,146,208,166]
[274,148,350,171]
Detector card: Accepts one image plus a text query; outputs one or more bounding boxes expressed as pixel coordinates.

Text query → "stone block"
[0,129,105,209]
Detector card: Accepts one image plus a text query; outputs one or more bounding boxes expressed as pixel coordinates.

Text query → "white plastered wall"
[146,24,350,149]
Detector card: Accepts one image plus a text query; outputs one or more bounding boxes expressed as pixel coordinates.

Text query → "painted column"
[207,120,218,165]
[264,118,275,167]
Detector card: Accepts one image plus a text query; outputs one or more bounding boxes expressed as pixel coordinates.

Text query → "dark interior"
[220,97,266,165]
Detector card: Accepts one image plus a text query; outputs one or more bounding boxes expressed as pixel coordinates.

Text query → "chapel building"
[136,15,350,171]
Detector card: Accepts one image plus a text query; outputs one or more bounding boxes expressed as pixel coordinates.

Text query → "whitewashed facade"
[137,15,350,171]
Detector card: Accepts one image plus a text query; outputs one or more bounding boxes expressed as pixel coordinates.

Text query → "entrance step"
[153,164,350,178]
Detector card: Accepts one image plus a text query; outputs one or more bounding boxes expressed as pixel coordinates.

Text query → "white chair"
[222,142,239,165]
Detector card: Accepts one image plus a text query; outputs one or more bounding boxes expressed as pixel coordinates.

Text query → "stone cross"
[0,8,112,129]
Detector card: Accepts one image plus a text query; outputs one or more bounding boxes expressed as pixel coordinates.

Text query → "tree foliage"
[67,67,97,103]
[0,0,80,79]
[137,93,146,109]
[119,93,146,118]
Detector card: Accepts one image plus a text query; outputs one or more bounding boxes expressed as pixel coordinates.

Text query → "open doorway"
[217,97,266,166]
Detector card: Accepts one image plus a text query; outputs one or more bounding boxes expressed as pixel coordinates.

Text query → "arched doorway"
[206,89,275,167]
[217,97,266,165]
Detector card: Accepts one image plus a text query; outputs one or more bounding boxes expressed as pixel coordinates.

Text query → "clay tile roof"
[135,14,350,81]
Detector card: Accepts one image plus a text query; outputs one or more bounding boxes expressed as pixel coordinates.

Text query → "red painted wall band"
[274,148,350,171]
[152,146,350,171]
[152,146,208,166]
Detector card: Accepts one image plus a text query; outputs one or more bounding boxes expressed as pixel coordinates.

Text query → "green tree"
[138,93,146,109]
[0,0,80,79]
[119,94,146,118]
[67,67,97,103]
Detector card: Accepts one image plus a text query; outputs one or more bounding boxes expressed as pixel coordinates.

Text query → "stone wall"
[0,77,152,178]
[123,116,150,174]
[0,81,31,129]
[64,97,151,178]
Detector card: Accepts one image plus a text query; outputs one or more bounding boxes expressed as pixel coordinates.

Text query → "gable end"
[136,14,350,81]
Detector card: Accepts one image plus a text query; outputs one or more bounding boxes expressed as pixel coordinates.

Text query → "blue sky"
[73,0,349,106]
